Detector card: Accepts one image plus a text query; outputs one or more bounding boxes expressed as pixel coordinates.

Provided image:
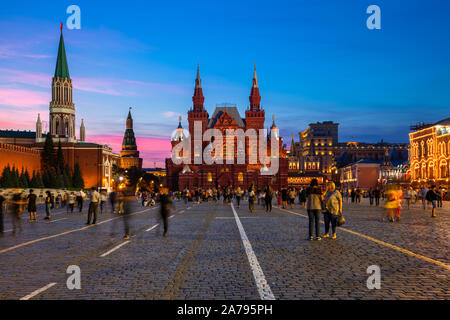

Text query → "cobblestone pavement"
[0,198,448,300]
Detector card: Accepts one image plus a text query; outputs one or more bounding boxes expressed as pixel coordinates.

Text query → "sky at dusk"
[0,0,449,167]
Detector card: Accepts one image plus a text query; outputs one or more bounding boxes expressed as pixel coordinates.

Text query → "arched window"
[207,172,212,183]
[238,172,244,183]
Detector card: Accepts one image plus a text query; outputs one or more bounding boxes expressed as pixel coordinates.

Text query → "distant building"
[409,118,450,187]
[119,108,143,171]
[288,121,409,187]
[339,159,380,191]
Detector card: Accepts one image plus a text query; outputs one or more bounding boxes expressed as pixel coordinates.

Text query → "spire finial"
[179,115,182,122]
[252,62,258,88]
[60,22,63,32]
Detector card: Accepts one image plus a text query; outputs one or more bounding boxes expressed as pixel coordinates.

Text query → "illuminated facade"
[166,65,288,191]
[288,121,408,186]
[409,118,450,187]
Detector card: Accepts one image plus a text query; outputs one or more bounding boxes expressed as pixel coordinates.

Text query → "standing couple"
[306,179,343,241]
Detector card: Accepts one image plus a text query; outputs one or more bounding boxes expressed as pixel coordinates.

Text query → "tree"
[0,165,12,188]
[72,163,84,189]
[36,171,44,188]
[56,143,65,171]
[64,164,72,188]
[42,134,56,169]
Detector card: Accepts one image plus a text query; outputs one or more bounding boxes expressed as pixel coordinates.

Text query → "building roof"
[435,118,450,126]
[0,130,45,139]
[54,30,70,78]
[207,107,245,128]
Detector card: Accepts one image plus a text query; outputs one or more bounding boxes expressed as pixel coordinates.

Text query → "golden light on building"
[409,119,450,187]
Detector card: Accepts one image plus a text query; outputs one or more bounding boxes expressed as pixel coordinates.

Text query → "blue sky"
[0,0,449,166]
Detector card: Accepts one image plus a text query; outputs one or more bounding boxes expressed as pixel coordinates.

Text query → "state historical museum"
[166,65,288,191]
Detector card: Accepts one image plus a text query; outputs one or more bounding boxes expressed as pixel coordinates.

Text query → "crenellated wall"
[0,143,42,174]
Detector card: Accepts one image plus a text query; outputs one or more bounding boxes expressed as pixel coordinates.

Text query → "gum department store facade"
[0,27,142,190]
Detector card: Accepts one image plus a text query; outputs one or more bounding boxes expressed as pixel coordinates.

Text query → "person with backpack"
[289,188,297,209]
[426,185,439,218]
[236,187,243,209]
[323,182,342,239]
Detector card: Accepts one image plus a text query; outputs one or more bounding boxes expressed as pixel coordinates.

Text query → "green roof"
[54,32,70,78]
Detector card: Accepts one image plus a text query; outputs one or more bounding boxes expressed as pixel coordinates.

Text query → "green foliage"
[72,163,84,189]
[42,134,56,169]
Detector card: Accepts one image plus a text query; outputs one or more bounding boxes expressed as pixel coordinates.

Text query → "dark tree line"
[0,135,85,189]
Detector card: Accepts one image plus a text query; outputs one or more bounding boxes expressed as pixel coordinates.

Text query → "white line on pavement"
[0,207,153,255]
[48,218,68,223]
[20,282,57,300]
[280,208,450,272]
[231,203,275,300]
[100,241,131,257]
[146,224,159,232]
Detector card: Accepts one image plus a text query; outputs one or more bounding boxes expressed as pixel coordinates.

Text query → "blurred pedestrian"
[87,187,100,225]
[159,187,173,237]
[68,192,75,213]
[248,186,255,213]
[44,191,52,220]
[11,192,24,234]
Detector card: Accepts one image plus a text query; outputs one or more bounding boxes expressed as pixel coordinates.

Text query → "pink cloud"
[87,134,172,166]
[0,89,49,107]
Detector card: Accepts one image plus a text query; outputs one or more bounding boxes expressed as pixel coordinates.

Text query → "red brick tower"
[245,63,265,131]
[188,65,209,162]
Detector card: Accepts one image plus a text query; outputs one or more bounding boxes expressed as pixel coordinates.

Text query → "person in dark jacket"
[27,189,37,222]
[159,188,173,237]
[426,185,439,218]
[264,186,273,212]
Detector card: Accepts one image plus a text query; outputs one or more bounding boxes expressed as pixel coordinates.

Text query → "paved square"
[0,198,448,300]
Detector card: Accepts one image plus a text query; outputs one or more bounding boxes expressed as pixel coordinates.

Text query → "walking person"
[87,187,100,225]
[368,188,374,206]
[44,191,52,220]
[277,191,282,208]
[68,192,75,213]
[374,187,381,206]
[306,179,323,241]
[236,187,243,209]
[322,182,342,240]
[159,188,173,237]
[100,190,107,214]
[404,187,413,210]
[11,192,24,234]
[299,188,307,208]
[109,191,117,213]
[281,188,288,209]
[248,186,256,213]
[264,186,273,212]
[426,186,439,218]
[121,191,135,240]
[289,188,296,209]
[383,186,398,222]
[420,187,428,210]
[27,189,38,222]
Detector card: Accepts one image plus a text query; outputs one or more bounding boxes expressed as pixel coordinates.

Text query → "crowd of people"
[0,181,447,240]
